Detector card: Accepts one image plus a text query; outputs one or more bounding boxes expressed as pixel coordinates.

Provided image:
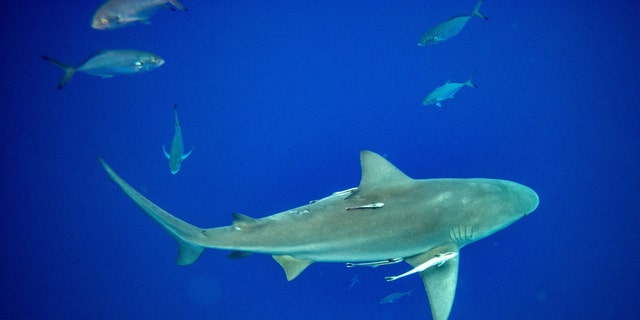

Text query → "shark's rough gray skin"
[99,151,538,320]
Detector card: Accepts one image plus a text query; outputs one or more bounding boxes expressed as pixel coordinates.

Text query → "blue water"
[2,0,639,319]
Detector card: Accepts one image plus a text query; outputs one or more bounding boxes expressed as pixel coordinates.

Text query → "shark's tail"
[471,0,489,20]
[41,56,77,89]
[98,157,205,265]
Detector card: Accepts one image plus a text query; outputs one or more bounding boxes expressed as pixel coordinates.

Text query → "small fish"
[348,275,360,290]
[418,0,488,46]
[163,104,193,174]
[380,290,412,304]
[345,202,384,210]
[42,50,164,89]
[346,258,403,268]
[385,252,458,282]
[92,0,187,30]
[422,72,477,107]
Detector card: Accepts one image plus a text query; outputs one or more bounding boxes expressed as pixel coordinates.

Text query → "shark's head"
[452,179,539,244]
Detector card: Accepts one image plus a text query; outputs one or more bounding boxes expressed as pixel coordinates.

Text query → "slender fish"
[92,0,187,30]
[423,72,477,107]
[163,104,193,174]
[380,291,413,304]
[418,0,488,46]
[41,50,164,89]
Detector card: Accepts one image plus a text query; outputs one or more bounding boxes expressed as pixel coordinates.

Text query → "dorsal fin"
[358,151,411,191]
[232,212,257,229]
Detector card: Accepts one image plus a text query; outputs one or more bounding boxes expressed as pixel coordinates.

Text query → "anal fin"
[176,241,204,265]
[272,255,313,281]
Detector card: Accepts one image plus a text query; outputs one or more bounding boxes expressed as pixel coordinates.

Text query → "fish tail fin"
[173,104,180,126]
[169,0,188,11]
[41,56,76,89]
[472,0,489,20]
[97,157,205,265]
[466,70,478,88]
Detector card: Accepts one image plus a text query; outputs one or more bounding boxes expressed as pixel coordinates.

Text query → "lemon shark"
[98,151,538,320]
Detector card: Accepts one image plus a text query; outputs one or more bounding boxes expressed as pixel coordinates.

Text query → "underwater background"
[2,0,639,319]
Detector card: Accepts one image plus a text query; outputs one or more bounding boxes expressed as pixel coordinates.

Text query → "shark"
[162,104,192,174]
[98,150,539,320]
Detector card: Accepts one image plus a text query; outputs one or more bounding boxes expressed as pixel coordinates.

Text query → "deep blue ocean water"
[2,0,639,319]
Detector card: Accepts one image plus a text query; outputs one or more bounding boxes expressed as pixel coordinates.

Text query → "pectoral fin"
[162,145,170,159]
[406,245,459,320]
[182,148,194,160]
[272,255,313,281]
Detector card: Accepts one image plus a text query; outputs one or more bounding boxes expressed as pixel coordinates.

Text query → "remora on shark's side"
[98,151,539,320]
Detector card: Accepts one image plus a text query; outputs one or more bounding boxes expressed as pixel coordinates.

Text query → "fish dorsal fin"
[357,151,411,192]
[406,244,460,320]
[232,212,257,229]
[272,255,313,281]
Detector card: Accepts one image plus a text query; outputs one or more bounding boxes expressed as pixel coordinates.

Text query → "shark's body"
[163,104,192,174]
[99,151,538,320]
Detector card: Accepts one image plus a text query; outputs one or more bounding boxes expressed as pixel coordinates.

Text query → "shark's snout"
[514,183,539,216]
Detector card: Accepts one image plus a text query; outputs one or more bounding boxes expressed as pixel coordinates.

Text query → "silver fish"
[92,0,187,30]
[163,104,193,174]
[418,0,488,46]
[42,50,164,89]
[380,290,412,304]
[423,73,477,107]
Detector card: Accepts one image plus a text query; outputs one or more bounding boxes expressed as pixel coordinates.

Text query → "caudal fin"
[98,157,205,265]
[472,0,489,20]
[169,0,188,11]
[465,70,478,88]
[41,56,76,89]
